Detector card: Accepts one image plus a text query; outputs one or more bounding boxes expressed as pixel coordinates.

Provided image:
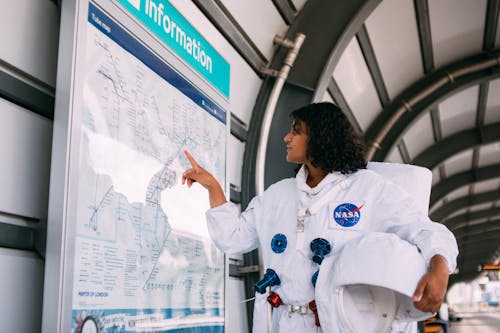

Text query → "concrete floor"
[448,312,500,333]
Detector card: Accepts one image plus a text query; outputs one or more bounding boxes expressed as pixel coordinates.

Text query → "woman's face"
[283,119,309,164]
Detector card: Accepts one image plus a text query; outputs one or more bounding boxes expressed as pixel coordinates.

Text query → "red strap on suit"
[308,300,320,327]
[266,291,320,327]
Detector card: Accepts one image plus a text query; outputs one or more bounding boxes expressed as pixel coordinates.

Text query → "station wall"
[0,0,306,332]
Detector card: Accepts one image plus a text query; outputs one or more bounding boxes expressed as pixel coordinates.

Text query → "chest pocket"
[328,201,367,232]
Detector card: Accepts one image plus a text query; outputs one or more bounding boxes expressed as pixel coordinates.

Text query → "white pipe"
[255,33,306,195]
[254,35,305,332]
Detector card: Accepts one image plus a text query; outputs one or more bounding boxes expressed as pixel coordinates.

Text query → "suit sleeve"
[372,178,458,274]
[205,195,263,255]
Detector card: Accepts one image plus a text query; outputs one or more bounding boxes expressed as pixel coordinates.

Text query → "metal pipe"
[255,33,306,195]
[366,54,500,161]
[254,35,305,332]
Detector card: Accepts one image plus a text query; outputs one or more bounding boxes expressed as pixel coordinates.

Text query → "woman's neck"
[305,164,327,188]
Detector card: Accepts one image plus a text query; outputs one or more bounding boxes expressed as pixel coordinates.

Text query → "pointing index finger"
[184,150,199,168]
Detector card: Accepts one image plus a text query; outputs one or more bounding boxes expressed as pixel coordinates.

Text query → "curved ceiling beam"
[430,164,500,206]
[458,238,500,251]
[451,221,500,261]
[430,190,500,221]
[363,51,500,162]
[458,234,500,247]
[454,226,500,242]
[285,0,382,90]
[453,225,500,268]
[455,229,500,254]
[457,251,499,273]
[453,220,500,239]
[450,271,486,284]
[458,244,499,259]
[412,122,500,169]
[445,206,500,230]
[454,267,494,282]
[457,247,498,260]
[458,235,500,258]
[451,239,500,284]
[449,275,475,284]
[289,0,382,97]
[455,267,495,281]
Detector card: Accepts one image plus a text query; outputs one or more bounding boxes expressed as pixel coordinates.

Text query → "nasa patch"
[271,233,287,253]
[333,203,364,227]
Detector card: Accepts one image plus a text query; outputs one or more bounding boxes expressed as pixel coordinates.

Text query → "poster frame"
[42,1,230,332]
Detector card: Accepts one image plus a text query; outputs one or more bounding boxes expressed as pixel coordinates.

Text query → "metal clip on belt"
[267,292,321,326]
[286,304,312,315]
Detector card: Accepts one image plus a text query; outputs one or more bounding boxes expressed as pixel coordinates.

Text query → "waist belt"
[267,291,320,326]
[286,304,313,315]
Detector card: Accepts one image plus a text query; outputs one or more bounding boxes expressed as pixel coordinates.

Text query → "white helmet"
[367,162,432,215]
[314,233,433,333]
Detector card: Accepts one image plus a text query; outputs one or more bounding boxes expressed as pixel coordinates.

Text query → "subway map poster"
[71,3,226,332]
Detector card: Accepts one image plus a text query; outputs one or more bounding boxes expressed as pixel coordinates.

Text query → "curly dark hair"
[291,102,367,174]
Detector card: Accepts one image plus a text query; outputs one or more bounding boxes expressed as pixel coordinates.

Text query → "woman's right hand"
[182,150,227,208]
[182,150,216,189]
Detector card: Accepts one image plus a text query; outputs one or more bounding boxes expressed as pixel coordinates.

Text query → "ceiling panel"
[439,85,479,138]
[333,38,382,131]
[402,112,435,159]
[365,0,423,98]
[430,198,445,215]
[488,214,500,222]
[429,0,486,68]
[465,217,489,228]
[291,0,307,11]
[443,149,473,177]
[473,179,500,194]
[445,185,470,202]
[484,78,500,124]
[219,0,287,59]
[385,146,403,163]
[431,167,441,186]
[321,91,335,104]
[478,142,500,167]
[445,207,467,221]
[469,202,494,212]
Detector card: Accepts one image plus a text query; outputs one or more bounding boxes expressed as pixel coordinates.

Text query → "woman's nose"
[283,133,290,142]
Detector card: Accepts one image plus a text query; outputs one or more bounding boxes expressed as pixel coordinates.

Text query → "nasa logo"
[333,203,364,227]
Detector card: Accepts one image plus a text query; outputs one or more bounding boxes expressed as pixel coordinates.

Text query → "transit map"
[71,3,226,332]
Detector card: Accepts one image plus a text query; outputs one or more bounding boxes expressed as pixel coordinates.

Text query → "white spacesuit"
[206,164,458,333]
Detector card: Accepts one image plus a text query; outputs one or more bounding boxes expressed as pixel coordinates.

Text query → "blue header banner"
[88,2,226,124]
[116,0,230,98]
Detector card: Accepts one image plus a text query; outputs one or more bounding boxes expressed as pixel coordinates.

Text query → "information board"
[116,0,230,98]
[66,2,227,332]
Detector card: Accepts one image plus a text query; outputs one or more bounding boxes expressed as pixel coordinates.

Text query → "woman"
[182,102,458,332]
